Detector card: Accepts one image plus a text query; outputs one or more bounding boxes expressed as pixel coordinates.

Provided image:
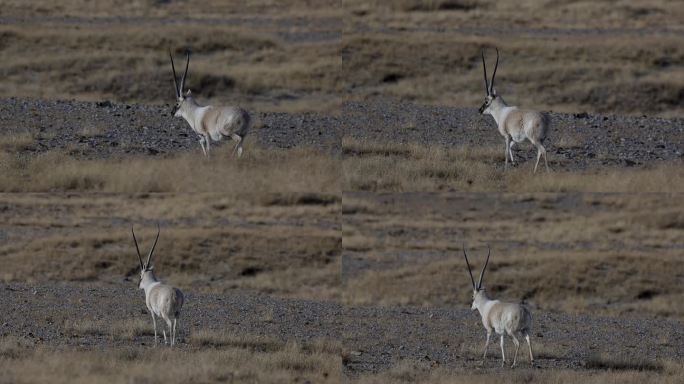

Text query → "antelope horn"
[477,245,491,290]
[131,226,144,270]
[145,223,161,268]
[489,48,499,95]
[462,244,477,290]
[179,50,190,95]
[481,48,490,96]
[169,51,180,98]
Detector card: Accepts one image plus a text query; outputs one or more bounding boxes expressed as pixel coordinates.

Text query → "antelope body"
[462,245,534,367]
[132,225,184,346]
[479,48,550,173]
[170,51,250,158]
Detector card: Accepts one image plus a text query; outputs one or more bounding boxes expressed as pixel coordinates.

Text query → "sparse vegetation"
[343,138,684,192]
[343,193,684,320]
[0,334,340,384]
[1,1,683,383]
[0,144,339,194]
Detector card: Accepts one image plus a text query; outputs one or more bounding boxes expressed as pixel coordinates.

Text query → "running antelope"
[132,225,184,346]
[462,245,534,368]
[479,48,550,173]
[169,51,250,157]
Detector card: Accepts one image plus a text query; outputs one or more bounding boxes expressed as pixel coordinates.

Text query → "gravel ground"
[3,97,682,168]
[343,99,684,170]
[0,98,341,157]
[2,282,682,376]
[342,304,684,375]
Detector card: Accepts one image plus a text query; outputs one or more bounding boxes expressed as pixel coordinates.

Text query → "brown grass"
[352,359,684,384]
[0,14,341,113]
[0,191,340,301]
[343,138,684,193]
[342,31,684,117]
[0,144,339,194]
[343,193,684,319]
[0,333,340,384]
[346,0,684,30]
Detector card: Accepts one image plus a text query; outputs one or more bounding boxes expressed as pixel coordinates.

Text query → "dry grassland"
[342,31,683,117]
[343,138,684,192]
[345,0,684,29]
[0,5,341,113]
[342,0,684,117]
[0,332,340,384]
[343,193,684,319]
[0,142,339,194]
[1,0,340,18]
[0,191,340,301]
[353,358,684,384]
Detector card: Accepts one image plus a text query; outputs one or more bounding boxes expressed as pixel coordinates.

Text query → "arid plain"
[1,1,683,383]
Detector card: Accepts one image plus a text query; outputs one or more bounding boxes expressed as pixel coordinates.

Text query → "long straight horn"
[462,244,477,289]
[131,227,144,270]
[481,48,490,96]
[169,51,180,98]
[477,245,491,290]
[179,50,190,95]
[489,48,499,95]
[145,223,161,267]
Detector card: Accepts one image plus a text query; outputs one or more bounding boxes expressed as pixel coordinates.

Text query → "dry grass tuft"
[0,333,341,383]
[343,193,684,319]
[354,360,684,383]
[343,138,684,192]
[0,145,340,194]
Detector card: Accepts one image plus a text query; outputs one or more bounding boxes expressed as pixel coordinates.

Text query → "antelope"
[132,225,184,347]
[479,48,550,173]
[169,51,250,158]
[462,245,534,368]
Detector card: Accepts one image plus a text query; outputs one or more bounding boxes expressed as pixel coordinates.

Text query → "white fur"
[462,245,534,367]
[132,226,184,347]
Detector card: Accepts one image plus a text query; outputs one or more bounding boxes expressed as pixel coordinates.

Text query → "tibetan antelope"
[462,245,534,368]
[169,51,250,158]
[132,225,184,346]
[479,48,550,173]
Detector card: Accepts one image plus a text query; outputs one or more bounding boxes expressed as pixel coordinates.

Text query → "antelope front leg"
[482,330,492,362]
[500,335,506,367]
[508,141,516,164]
[172,318,177,347]
[525,333,535,365]
[204,134,211,158]
[198,136,207,157]
[504,137,510,170]
[151,313,158,346]
[511,333,521,368]
[230,133,243,158]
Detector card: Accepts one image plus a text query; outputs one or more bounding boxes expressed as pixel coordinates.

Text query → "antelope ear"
[491,87,497,96]
[185,89,192,96]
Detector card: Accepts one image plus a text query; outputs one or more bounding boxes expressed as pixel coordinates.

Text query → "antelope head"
[462,244,491,310]
[478,48,499,115]
[132,224,161,289]
[169,50,191,117]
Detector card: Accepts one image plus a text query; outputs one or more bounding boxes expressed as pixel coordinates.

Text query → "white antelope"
[132,225,184,347]
[462,245,534,368]
[478,48,550,173]
[170,51,250,158]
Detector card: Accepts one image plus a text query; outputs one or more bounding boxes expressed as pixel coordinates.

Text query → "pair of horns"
[481,48,499,96]
[169,50,190,98]
[132,224,160,271]
[462,244,490,290]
